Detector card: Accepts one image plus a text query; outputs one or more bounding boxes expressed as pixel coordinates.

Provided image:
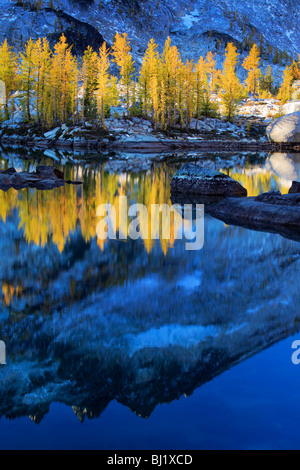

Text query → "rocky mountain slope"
[0,0,299,68]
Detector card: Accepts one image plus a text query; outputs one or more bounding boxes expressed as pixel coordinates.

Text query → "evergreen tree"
[97,42,110,128]
[19,38,36,121]
[112,32,135,114]
[206,51,217,92]
[50,34,78,125]
[161,37,180,127]
[81,45,99,123]
[291,56,300,80]
[219,42,244,121]
[195,56,207,129]
[31,38,52,126]
[138,38,160,118]
[242,43,261,96]
[169,45,181,127]
[0,39,18,120]
[258,65,274,97]
[182,59,195,131]
[277,65,294,103]
[150,74,159,130]
[273,46,279,64]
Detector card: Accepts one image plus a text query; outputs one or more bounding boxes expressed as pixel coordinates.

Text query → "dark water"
[0,148,300,450]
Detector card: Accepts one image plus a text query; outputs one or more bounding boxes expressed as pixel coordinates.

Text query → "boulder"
[283,101,300,115]
[289,181,300,194]
[255,190,300,205]
[266,112,300,143]
[44,127,60,139]
[207,191,300,232]
[170,163,247,196]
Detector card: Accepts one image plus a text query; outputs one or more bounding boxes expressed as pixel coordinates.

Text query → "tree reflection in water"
[0,151,299,424]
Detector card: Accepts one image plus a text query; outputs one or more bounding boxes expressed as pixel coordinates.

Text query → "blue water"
[1,150,300,450]
[1,334,300,450]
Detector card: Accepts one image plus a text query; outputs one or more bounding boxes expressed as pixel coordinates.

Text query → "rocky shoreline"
[1,128,300,154]
[1,114,299,154]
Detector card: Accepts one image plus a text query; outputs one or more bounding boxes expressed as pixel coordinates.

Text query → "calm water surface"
[0,148,300,450]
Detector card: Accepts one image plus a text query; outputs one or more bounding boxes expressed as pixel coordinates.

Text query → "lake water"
[0,148,300,450]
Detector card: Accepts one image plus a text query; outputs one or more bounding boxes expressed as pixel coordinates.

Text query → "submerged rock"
[266,112,300,143]
[207,191,300,233]
[170,163,247,196]
[0,166,82,191]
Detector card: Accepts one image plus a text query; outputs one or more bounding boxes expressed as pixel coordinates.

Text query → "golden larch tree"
[219,42,244,121]
[112,32,135,114]
[0,39,18,120]
[97,41,111,128]
[243,43,261,96]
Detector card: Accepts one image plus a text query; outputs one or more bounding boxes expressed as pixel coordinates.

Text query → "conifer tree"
[182,59,195,131]
[273,46,279,64]
[277,65,294,103]
[195,56,207,130]
[138,38,160,117]
[161,37,178,127]
[0,39,18,120]
[19,38,36,121]
[159,78,167,130]
[176,60,186,129]
[150,74,159,130]
[112,32,135,114]
[242,43,261,96]
[97,42,110,128]
[50,34,78,125]
[219,42,244,121]
[258,65,274,97]
[206,51,217,92]
[81,45,99,124]
[291,55,300,80]
[30,38,50,125]
[35,38,52,126]
[107,75,119,109]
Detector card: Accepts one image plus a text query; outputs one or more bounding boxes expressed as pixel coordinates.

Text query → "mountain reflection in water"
[0,150,300,427]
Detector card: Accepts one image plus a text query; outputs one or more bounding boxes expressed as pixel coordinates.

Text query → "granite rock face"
[0,0,300,61]
[170,163,247,196]
[266,112,300,143]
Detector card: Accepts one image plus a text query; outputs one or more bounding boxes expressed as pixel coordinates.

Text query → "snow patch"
[126,323,219,356]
